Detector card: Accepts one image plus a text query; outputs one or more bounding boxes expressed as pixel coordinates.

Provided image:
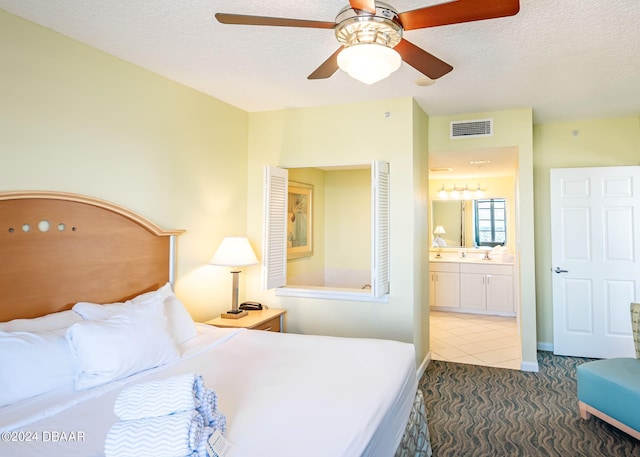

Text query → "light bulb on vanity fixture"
[473,184,485,198]
[437,185,448,199]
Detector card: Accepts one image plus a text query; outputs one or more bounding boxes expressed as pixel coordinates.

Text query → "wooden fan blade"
[349,0,376,14]
[215,13,336,29]
[395,39,453,79]
[308,48,343,80]
[399,0,519,31]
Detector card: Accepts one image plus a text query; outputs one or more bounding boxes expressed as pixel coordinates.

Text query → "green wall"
[0,9,250,321]
[286,167,326,284]
[429,176,517,251]
[324,169,371,271]
[246,98,431,364]
[412,100,431,371]
[428,108,538,369]
[286,167,371,285]
[6,6,639,366]
[532,116,640,345]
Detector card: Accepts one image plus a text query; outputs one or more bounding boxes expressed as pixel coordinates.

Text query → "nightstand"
[205,308,286,332]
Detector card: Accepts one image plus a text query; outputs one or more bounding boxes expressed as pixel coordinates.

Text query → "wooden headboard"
[0,191,184,322]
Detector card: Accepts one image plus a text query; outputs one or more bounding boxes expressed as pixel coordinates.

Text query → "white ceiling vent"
[450,118,493,139]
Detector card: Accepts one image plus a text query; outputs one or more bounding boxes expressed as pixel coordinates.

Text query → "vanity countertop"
[429,257,514,265]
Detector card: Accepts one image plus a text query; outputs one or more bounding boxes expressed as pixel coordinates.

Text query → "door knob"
[554,267,569,274]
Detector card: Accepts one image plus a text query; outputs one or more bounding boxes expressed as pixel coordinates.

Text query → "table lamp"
[210,236,258,319]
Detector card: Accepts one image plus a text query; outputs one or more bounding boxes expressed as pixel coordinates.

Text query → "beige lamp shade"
[210,237,258,267]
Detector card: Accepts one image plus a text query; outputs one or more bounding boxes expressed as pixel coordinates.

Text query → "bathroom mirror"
[431,198,508,248]
[432,200,466,247]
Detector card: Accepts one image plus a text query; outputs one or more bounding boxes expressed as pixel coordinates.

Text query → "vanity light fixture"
[436,184,486,200]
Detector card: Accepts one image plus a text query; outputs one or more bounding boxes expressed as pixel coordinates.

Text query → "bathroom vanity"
[429,257,515,316]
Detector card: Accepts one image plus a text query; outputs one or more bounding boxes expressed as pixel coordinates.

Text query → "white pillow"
[66,299,180,390]
[0,310,83,332]
[72,301,126,321]
[156,283,198,344]
[0,330,76,407]
[73,283,197,345]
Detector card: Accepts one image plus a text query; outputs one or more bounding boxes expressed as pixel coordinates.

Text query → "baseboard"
[520,360,540,372]
[537,341,553,352]
[417,353,432,379]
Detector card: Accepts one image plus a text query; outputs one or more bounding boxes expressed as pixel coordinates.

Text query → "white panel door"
[551,166,640,358]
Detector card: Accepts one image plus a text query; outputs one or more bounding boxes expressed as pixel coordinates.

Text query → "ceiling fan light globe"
[337,44,401,85]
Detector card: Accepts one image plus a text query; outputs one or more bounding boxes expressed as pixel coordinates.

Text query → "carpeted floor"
[420,351,640,456]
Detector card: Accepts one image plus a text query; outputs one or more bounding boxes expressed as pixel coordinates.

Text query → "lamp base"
[221,310,248,319]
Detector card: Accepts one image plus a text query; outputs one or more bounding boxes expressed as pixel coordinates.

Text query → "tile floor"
[430,311,521,370]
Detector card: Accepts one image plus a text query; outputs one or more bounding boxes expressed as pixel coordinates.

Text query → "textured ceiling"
[1,0,639,126]
[5,0,638,179]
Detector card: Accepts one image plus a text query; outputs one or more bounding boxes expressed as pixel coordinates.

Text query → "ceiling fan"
[216,0,520,84]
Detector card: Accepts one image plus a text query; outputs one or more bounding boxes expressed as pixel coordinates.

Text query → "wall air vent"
[450,118,493,139]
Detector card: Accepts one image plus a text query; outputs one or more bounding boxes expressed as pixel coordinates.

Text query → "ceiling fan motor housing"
[335,2,403,48]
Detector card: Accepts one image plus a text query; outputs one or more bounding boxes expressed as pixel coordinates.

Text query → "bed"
[0,191,431,457]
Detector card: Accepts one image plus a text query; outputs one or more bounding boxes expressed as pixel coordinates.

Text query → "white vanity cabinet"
[429,262,460,309]
[459,263,514,314]
[429,260,515,316]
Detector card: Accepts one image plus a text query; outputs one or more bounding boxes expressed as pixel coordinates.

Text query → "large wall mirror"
[432,200,466,247]
[431,198,507,248]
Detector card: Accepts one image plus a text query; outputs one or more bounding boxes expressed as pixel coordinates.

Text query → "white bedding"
[1,324,417,457]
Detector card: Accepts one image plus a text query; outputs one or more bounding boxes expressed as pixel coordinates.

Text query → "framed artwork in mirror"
[287,181,313,259]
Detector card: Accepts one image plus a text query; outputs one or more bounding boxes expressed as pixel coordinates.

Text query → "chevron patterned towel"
[114,373,206,420]
[192,425,214,457]
[200,387,218,412]
[203,409,227,433]
[104,410,205,457]
[198,389,226,431]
